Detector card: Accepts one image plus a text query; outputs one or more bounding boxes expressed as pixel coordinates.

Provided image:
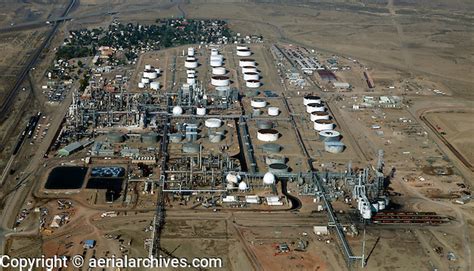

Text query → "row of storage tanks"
[237,46,261,89]
[184,48,199,86]
[225,171,277,191]
[303,95,344,153]
[138,64,161,90]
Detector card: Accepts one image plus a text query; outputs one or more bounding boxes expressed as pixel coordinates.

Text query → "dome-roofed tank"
[172,106,183,116]
[263,172,276,185]
[226,172,241,184]
[238,181,248,191]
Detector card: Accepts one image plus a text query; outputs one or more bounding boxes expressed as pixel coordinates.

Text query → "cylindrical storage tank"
[107,132,124,143]
[150,81,160,90]
[141,132,159,144]
[242,66,258,73]
[209,132,223,143]
[243,72,259,81]
[265,155,286,165]
[211,49,218,56]
[187,77,196,85]
[252,109,261,117]
[186,69,196,75]
[237,49,252,57]
[185,59,198,69]
[205,118,222,128]
[262,143,282,153]
[138,82,145,89]
[250,99,267,108]
[186,56,196,61]
[211,76,230,87]
[216,86,230,97]
[303,95,321,106]
[268,107,279,116]
[314,120,335,131]
[172,106,183,116]
[155,68,161,74]
[319,130,341,142]
[268,163,289,174]
[169,133,183,143]
[362,205,372,219]
[210,54,223,62]
[187,47,195,56]
[143,70,158,79]
[196,107,206,116]
[246,80,260,88]
[210,59,223,67]
[245,90,260,97]
[377,199,386,210]
[324,141,345,153]
[257,129,279,142]
[236,45,248,50]
[238,181,248,191]
[141,77,150,84]
[183,143,200,153]
[310,111,330,122]
[256,120,273,129]
[263,172,276,185]
[239,58,256,67]
[306,103,325,113]
[145,64,152,70]
[212,67,226,75]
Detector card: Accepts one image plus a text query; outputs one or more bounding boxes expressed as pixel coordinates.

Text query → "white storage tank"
[150,81,160,90]
[196,107,206,116]
[187,77,196,85]
[211,49,219,56]
[210,59,223,67]
[263,172,276,185]
[210,54,223,61]
[187,47,195,56]
[138,82,145,89]
[237,49,252,57]
[236,45,249,50]
[246,80,260,88]
[145,64,152,70]
[239,58,256,67]
[314,119,335,131]
[242,66,258,73]
[212,67,226,75]
[185,59,198,69]
[141,77,150,84]
[257,129,279,142]
[204,118,222,128]
[243,72,259,81]
[268,107,280,116]
[250,99,267,108]
[310,111,330,122]
[303,95,321,105]
[143,70,158,79]
[186,69,196,75]
[226,172,241,184]
[211,76,230,87]
[238,181,248,191]
[306,103,325,113]
[318,130,340,142]
[172,106,183,116]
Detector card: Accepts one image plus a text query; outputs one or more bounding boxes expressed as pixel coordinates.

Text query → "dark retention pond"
[86,178,124,202]
[45,166,88,189]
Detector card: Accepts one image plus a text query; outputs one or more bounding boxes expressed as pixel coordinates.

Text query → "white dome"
[238,181,248,191]
[226,173,240,184]
[263,172,276,185]
[172,106,183,116]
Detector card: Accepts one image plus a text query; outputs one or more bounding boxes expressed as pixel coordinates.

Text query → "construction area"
[0,1,473,271]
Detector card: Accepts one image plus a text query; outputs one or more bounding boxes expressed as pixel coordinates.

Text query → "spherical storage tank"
[263,172,276,185]
[212,67,226,75]
[141,132,159,144]
[314,119,334,131]
[226,172,241,184]
[150,81,160,90]
[243,72,259,81]
[238,181,248,191]
[310,111,330,122]
[250,99,267,108]
[172,106,183,116]
[257,129,279,142]
[185,59,198,69]
[242,66,258,73]
[211,76,230,87]
[236,49,252,57]
[306,103,325,113]
[204,118,222,128]
[239,58,256,67]
[246,80,260,88]
[303,95,321,106]
[268,107,279,116]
